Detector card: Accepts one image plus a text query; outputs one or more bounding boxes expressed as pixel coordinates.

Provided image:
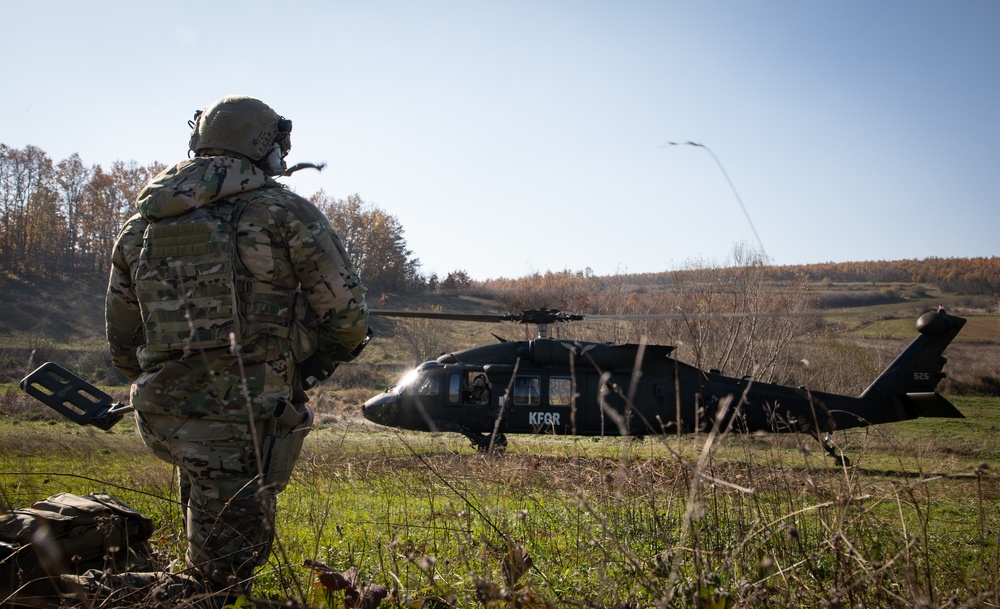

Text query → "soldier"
[104,95,370,601]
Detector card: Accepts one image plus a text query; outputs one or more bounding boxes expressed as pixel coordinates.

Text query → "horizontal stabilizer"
[904,392,964,419]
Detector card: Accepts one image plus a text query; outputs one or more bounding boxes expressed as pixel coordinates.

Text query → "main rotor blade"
[582,311,820,322]
[371,308,579,325]
[371,308,821,324]
[371,309,509,323]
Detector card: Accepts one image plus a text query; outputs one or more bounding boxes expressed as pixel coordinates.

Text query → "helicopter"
[362,307,967,462]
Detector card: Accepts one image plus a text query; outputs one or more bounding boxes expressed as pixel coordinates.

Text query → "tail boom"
[720,308,967,436]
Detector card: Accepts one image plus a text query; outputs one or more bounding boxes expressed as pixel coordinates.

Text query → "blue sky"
[4,1,998,281]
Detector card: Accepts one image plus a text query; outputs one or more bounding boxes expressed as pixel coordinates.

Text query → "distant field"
[850,314,1000,342]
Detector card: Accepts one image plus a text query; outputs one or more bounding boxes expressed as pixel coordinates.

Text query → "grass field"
[2,275,998,606]
[2,392,997,608]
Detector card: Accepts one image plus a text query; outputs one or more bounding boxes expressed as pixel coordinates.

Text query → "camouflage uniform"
[106,154,368,594]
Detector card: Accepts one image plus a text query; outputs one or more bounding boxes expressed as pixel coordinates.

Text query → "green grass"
[2,396,999,608]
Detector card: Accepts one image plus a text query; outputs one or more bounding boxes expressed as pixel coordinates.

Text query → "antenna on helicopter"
[666,141,767,258]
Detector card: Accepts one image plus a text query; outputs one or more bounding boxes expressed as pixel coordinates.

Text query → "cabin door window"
[512,376,541,406]
[447,373,462,405]
[549,377,573,406]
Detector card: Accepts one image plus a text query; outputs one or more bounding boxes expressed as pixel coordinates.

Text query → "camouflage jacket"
[106,155,369,420]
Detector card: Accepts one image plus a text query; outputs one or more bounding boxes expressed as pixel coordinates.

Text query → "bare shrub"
[817,289,903,308]
[793,335,886,394]
[66,344,126,385]
[491,269,594,313]
[391,306,450,365]
[2,338,66,381]
[1,340,127,387]
[325,362,394,391]
[666,243,817,382]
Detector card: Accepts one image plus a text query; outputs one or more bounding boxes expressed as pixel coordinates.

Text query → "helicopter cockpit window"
[549,377,573,406]
[512,376,541,406]
[413,374,439,396]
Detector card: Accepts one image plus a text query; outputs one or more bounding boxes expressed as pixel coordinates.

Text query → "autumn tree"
[310,191,420,293]
[0,145,59,276]
[5,142,1000,302]
[75,160,163,274]
[78,165,120,275]
[441,270,472,291]
[55,153,91,273]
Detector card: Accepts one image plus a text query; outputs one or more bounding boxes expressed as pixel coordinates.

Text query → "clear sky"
[4,1,998,281]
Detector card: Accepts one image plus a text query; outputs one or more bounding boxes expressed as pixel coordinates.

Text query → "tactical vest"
[135,194,296,352]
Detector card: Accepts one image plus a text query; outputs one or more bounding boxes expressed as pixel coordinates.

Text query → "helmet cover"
[188,96,292,162]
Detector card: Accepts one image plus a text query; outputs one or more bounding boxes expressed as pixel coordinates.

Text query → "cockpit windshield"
[392,363,441,395]
[391,369,421,393]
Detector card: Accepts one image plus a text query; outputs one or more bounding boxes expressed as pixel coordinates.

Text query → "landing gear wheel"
[822,433,851,467]
[475,433,507,455]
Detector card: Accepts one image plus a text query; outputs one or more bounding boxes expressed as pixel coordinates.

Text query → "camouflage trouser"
[136,407,310,594]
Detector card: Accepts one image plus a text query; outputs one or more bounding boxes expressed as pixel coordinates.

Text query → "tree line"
[0,144,424,293]
[767,257,1000,295]
[627,254,1000,296]
[3,143,996,297]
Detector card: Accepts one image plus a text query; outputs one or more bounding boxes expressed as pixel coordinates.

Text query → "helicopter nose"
[362,392,399,426]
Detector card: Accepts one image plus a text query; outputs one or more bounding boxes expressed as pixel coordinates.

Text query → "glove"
[300,328,373,388]
[300,353,338,389]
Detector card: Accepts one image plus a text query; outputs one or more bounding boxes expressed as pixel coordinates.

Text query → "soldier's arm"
[284,201,370,363]
[105,217,147,381]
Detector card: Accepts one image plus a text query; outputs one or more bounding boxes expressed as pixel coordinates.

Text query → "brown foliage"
[0,144,163,278]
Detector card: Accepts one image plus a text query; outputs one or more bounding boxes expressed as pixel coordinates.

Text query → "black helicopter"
[362,307,967,461]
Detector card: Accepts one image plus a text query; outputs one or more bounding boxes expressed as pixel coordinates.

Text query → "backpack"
[136,200,244,352]
[0,492,154,603]
[135,196,298,354]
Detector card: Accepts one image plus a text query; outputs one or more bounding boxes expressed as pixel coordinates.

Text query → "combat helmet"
[188,95,292,175]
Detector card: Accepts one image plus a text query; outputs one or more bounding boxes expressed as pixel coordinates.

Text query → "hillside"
[0,276,108,346]
[0,276,108,384]
[2,270,998,395]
